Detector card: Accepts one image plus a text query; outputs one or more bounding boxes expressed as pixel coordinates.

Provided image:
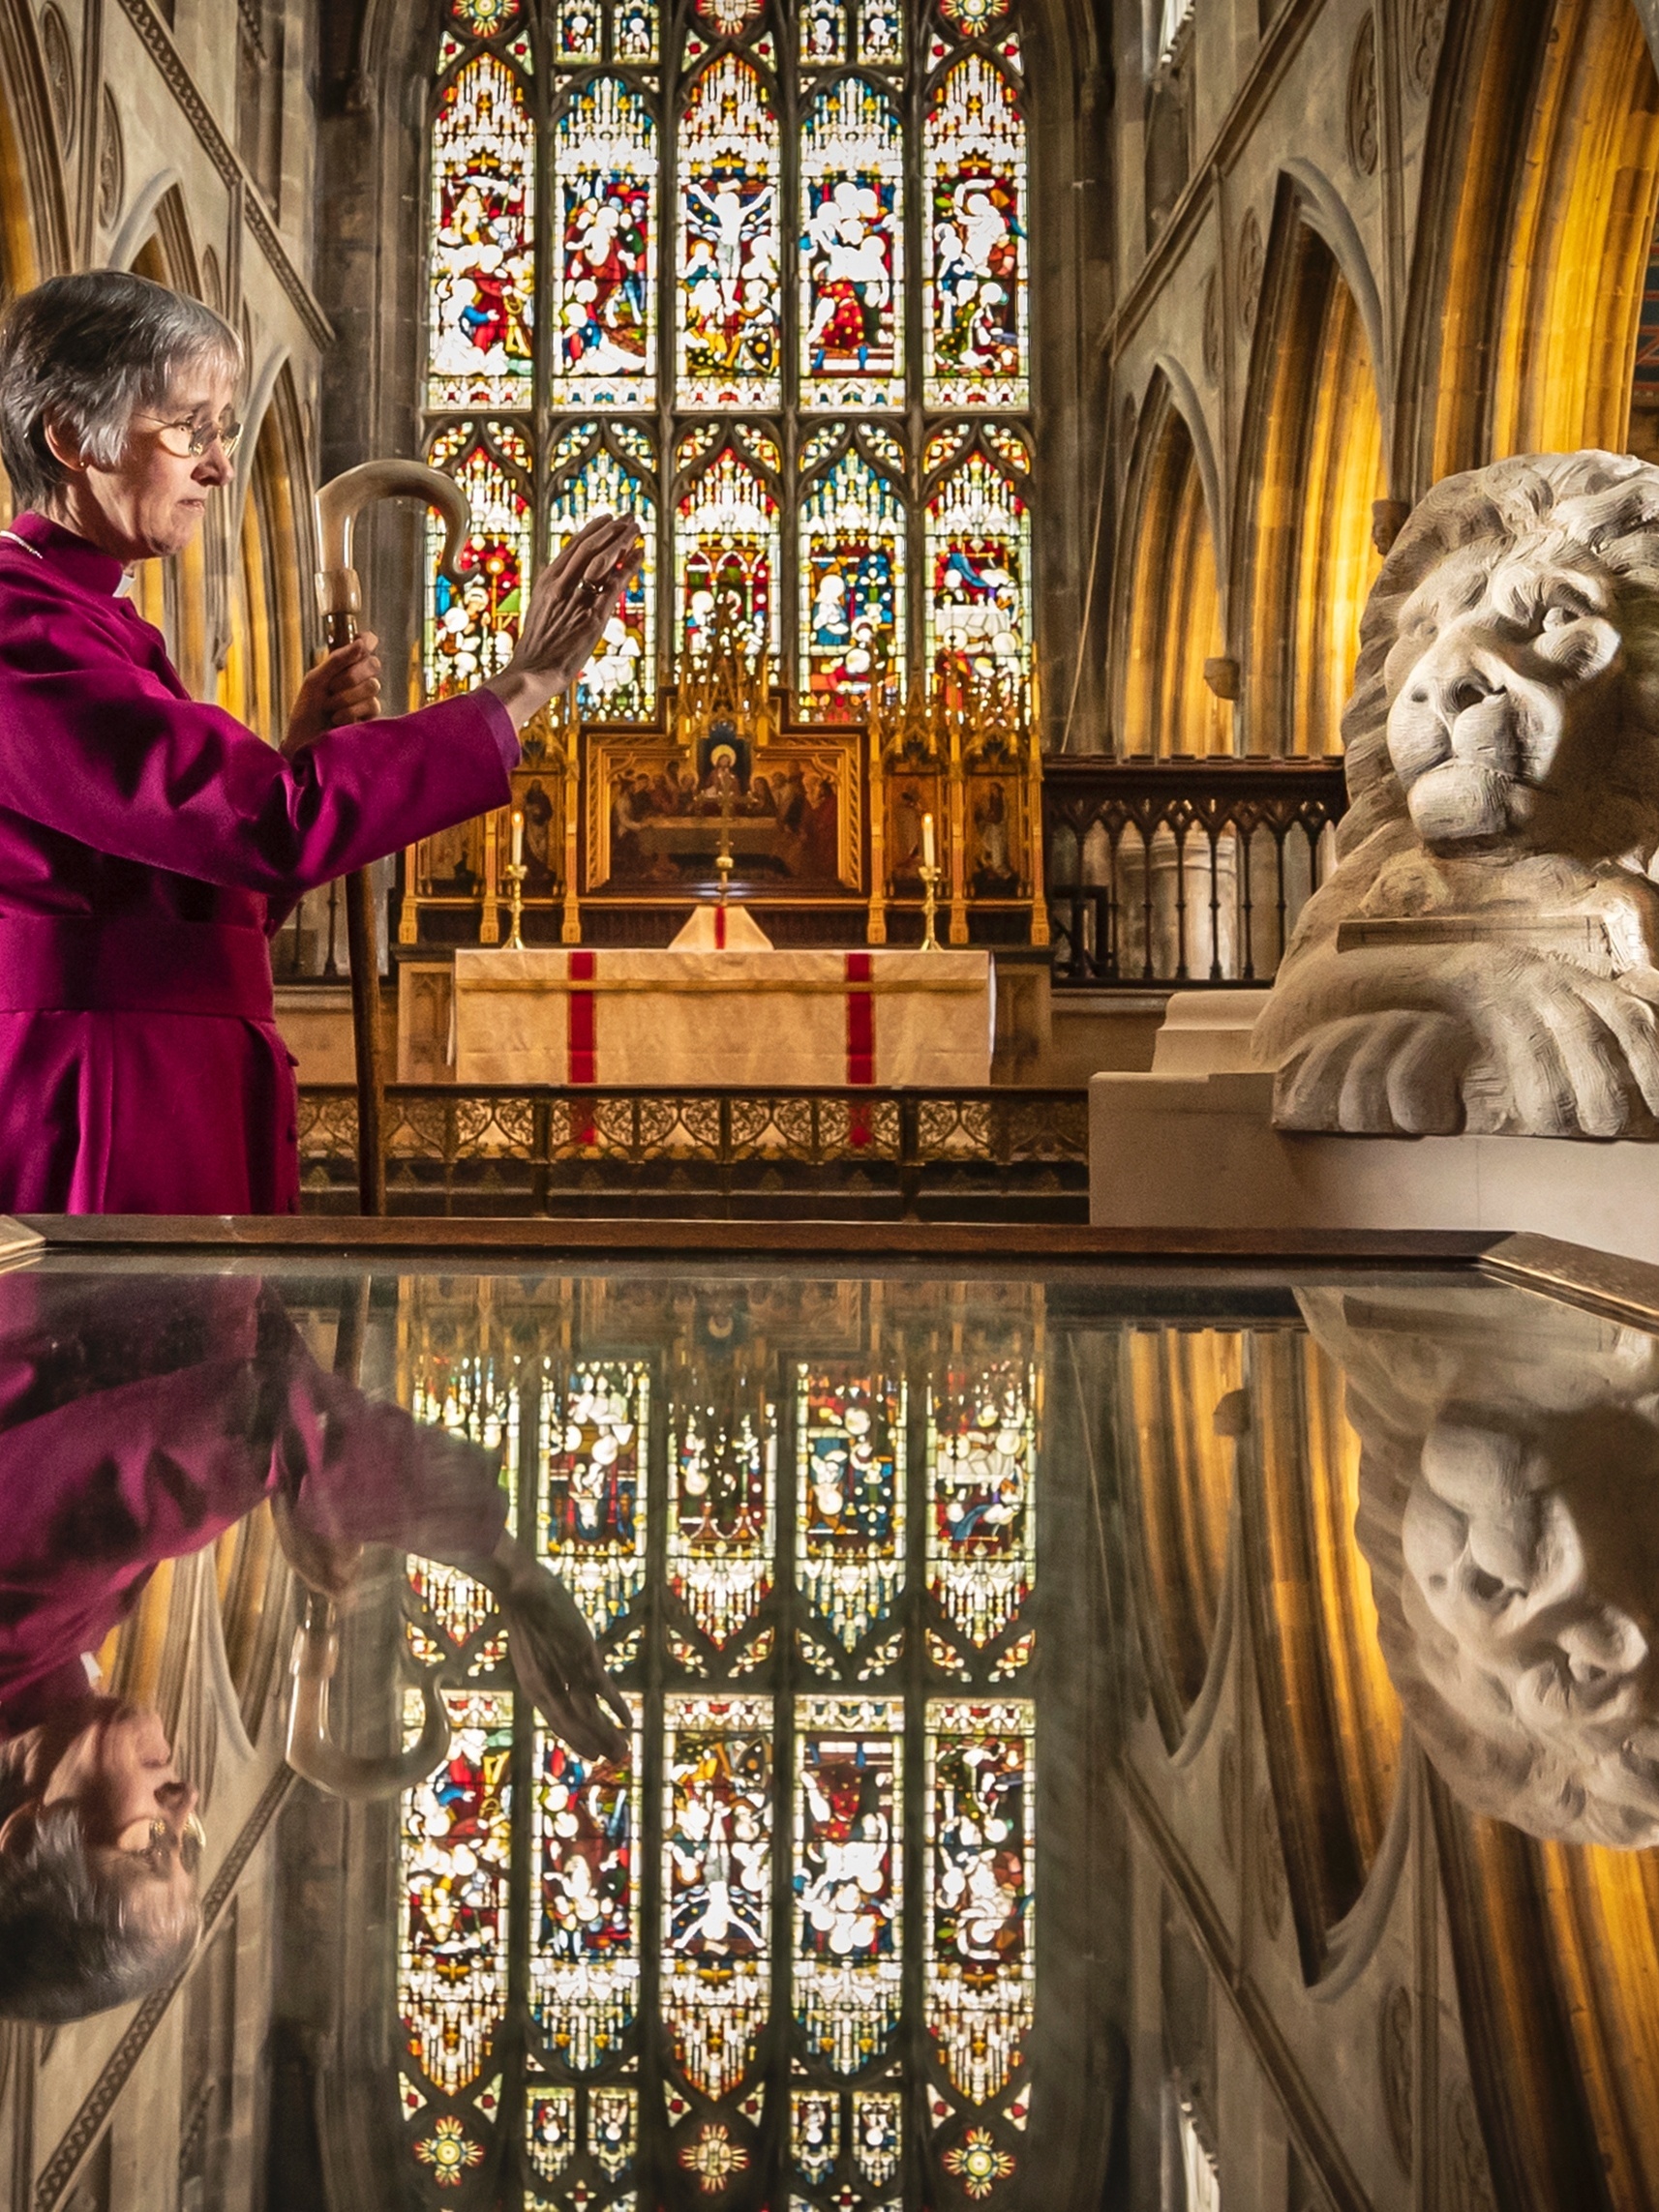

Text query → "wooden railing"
[1041,756,1349,987]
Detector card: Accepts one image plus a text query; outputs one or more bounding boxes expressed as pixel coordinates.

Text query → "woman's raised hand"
[485,511,644,731]
[283,633,382,757]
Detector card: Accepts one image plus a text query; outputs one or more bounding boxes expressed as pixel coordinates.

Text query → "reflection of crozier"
[1254,453,1659,1137]
[1299,1279,1659,1845]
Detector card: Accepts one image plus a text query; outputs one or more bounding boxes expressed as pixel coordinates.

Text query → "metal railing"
[297,1084,1089,1221]
[1042,756,1349,988]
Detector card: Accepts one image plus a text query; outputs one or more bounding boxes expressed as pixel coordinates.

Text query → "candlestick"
[918,860,941,953]
[922,810,936,872]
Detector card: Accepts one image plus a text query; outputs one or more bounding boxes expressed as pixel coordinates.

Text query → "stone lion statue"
[1254,450,1659,1134]
[1300,1278,1659,1846]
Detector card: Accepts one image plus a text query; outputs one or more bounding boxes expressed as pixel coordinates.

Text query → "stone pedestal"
[1090,991,1659,1264]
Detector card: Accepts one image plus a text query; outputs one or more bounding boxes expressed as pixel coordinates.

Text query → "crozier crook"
[286,1587,452,1802]
[315,462,470,1214]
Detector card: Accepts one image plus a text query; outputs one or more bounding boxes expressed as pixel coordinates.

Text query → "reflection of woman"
[0,1273,624,2019]
[0,271,640,1214]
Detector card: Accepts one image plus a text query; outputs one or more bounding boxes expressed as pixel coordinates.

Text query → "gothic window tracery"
[394,1282,1040,2209]
[422,0,1034,713]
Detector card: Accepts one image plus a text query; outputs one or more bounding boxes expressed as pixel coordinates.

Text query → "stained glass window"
[394,1285,1041,2209]
[677,55,783,409]
[424,424,534,697]
[548,428,658,718]
[799,77,905,411]
[923,56,1027,409]
[428,54,535,408]
[923,441,1032,677]
[675,437,781,658]
[424,1,1036,727]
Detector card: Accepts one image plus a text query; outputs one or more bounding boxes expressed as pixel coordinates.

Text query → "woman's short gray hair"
[0,269,243,511]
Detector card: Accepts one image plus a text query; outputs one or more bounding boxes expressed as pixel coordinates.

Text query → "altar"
[446,946,994,1089]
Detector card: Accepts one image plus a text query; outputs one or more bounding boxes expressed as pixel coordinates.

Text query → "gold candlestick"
[918,861,942,952]
[503,858,528,950]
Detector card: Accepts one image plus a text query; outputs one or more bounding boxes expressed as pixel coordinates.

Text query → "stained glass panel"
[426,426,534,697]
[452,0,523,33]
[663,1694,773,2099]
[677,55,782,408]
[408,1347,522,1650]
[675,444,781,658]
[429,55,535,407]
[796,1368,906,1648]
[553,0,600,58]
[925,1698,1034,2107]
[804,0,849,62]
[549,442,657,719]
[799,453,906,711]
[860,0,905,62]
[667,1376,776,1643]
[400,1689,514,2098]
[926,1360,1035,1648]
[693,0,764,31]
[939,0,1010,29]
[549,76,656,409]
[537,1360,651,1627]
[616,1,659,60]
[795,1697,903,2073]
[799,78,905,411]
[923,56,1027,408]
[529,1707,642,2068]
[923,450,1031,675]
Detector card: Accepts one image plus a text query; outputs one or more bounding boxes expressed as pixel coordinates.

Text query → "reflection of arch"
[1113,372,1227,758]
[1234,185,1386,758]
[1400,0,1659,486]
[1239,1330,1402,1983]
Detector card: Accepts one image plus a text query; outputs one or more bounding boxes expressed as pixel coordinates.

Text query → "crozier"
[1253,451,1659,1136]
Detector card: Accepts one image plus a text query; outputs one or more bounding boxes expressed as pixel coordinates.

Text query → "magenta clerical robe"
[0,511,518,1213]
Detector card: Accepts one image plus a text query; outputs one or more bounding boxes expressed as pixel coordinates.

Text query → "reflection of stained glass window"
[924,56,1027,409]
[860,0,905,62]
[394,1288,1041,2208]
[399,1689,514,2098]
[926,1360,1035,1650]
[799,448,906,711]
[663,1695,773,2104]
[548,434,657,718]
[924,448,1032,675]
[428,55,535,407]
[797,1367,905,1650]
[926,1699,1034,2134]
[537,1359,651,1626]
[678,55,782,408]
[424,425,533,696]
[549,76,655,409]
[668,1382,776,1645]
[799,77,904,411]
[675,443,781,658]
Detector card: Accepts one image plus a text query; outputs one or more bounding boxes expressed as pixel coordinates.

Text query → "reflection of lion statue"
[1254,452,1659,1135]
[1301,1280,1659,1845]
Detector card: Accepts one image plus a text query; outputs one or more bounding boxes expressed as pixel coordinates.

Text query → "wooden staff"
[315,461,469,1214]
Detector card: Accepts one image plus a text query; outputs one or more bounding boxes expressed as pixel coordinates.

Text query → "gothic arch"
[0,0,71,294]
[223,356,312,741]
[1111,370,1228,758]
[1398,0,1659,491]
[1232,178,1387,758]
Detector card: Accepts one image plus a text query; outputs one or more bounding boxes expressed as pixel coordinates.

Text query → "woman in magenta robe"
[0,271,641,1213]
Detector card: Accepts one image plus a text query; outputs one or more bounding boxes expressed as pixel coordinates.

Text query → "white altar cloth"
[451,947,994,1088]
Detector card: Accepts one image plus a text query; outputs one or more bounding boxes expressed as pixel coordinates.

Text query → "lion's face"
[1383,538,1626,852]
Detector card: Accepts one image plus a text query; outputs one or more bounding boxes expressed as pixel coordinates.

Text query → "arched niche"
[0,0,71,300]
[1401,0,1659,487]
[1235,191,1386,759]
[1114,374,1229,759]
[222,361,311,746]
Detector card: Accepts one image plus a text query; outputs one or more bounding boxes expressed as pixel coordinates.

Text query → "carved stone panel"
[97,84,123,229]
[1407,0,1449,97]
[1201,265,1222,382]
[40,5,74,151]
[1255,1785,1286,1938]
[1236,210,1263,338]
[1379,1983,1413,2172]
[1346,14,1378,176]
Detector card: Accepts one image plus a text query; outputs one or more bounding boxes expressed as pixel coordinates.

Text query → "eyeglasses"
[137,412,243,462]
[136,1811,205,1877]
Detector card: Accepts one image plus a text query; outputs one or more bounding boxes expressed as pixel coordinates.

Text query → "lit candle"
[922,811,935,872]
[511,809,525,869]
